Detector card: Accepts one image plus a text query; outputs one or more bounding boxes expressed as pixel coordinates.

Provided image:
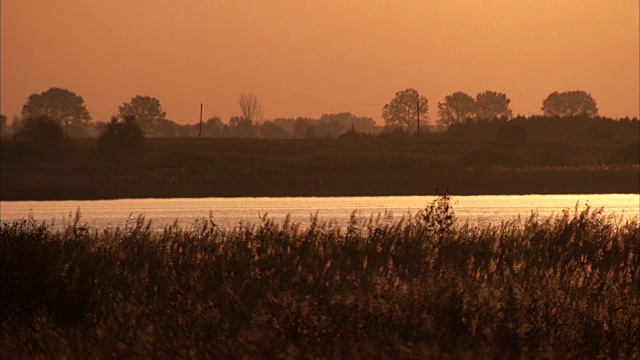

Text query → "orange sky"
[1,0,638,124]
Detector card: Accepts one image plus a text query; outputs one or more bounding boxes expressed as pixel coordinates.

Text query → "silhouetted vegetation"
[474,90,513,120]
[542,90,599,118]
[436,90,514,127]
[437,91,476,127]
[118,95,169,137]
[21,87,91,137]
[237,92,263,124]
[1,199,638,358]
[2,86,638,200]
[445,115,639,145]
[96,116,144,159]
[1,118,638,200]
[12,115,65,148]
[382,88,429,133]
[0,114,9,139]
[3,87,629,141]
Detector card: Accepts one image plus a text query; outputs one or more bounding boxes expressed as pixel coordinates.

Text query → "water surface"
[2,194,638,230]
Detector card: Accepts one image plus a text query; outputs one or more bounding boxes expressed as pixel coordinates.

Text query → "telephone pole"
[198,103,203,138]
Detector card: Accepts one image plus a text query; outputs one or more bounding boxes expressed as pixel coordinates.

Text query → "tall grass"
[1,198,639,358]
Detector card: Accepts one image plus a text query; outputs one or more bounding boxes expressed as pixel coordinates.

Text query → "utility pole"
[198,103,203,138]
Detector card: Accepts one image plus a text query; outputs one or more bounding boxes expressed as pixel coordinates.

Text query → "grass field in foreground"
[1,197,639,358]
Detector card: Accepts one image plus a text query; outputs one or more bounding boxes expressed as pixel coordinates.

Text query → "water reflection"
[1,194,638,230]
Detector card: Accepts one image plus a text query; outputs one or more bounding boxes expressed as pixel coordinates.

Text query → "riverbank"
[2,138,638,200]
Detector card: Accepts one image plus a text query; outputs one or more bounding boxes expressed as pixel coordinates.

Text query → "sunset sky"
[1,0,638,124]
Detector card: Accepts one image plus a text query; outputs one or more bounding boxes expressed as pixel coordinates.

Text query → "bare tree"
[238,93,263,124]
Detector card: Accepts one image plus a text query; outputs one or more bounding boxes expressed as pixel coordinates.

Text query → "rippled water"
[1,194,638,230]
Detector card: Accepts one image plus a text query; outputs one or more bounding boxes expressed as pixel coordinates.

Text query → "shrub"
[12,115,64,147]
[96,116,144,159]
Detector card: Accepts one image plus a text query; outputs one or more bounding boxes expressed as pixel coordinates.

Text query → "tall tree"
[474,91,512,120]
[382,88,428,132]
[238,93,263,124]
[542,90,598,118]
[437,91,475,127]
[21,87,91,136]
[118,96,167,137]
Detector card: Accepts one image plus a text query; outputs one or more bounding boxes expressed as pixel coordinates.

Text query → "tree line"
[0,86,620,142]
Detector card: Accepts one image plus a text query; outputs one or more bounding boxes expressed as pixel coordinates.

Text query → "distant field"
[1,137,638,200]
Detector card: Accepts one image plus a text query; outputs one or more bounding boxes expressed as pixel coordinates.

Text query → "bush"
[13,115,64,147]
[96,116,144,159]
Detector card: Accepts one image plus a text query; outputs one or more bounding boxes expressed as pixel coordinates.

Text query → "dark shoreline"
[3,191,640,203]
[3,169,638,201]
[2,138,639,201]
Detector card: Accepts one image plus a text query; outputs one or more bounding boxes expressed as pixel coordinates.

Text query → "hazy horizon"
[2,0,638,124]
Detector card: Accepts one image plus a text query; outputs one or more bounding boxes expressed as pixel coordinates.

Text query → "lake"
[1,194,638,230]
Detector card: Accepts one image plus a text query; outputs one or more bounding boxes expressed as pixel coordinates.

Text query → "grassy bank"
[1,138,639,200]
[1,198,639,358]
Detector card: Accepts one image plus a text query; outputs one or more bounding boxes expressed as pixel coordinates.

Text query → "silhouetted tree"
[350,116,380,134]
[258,120,290,138]
[229,116,258,138]
[437,91,475,127]
[238,93,263,124]
[0,114,8,138]
[21,87,91,136]
[382,88,428,132]
[319,113,380,134]
[118,96,166,137]
[155,118,181,137]
[96,116,144,158]
[542,90,598,118]
[293,118,315,139]
[474,91,512,120]
[201,116,226,137]
[273,118,297,135]
[13,115,64,147]
[315,118,344,138]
